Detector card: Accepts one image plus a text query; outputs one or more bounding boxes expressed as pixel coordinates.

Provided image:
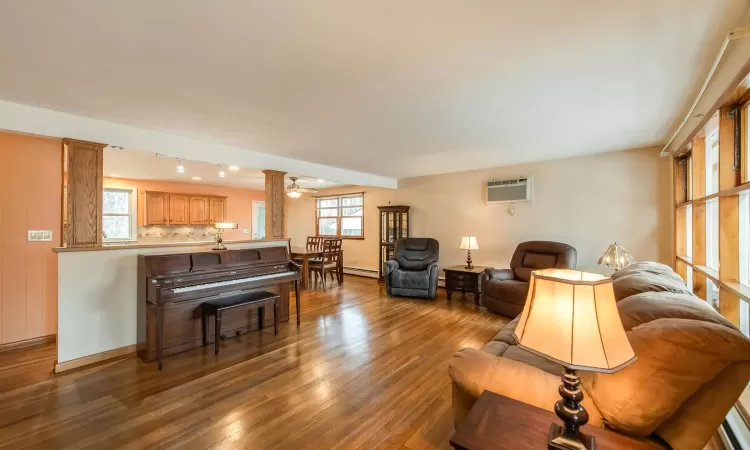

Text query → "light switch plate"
[241,229,250,234]
[28,230,53,242]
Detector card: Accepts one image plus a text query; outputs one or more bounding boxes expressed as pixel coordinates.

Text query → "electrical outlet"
[27,230,52,242]
[241,229,250,234]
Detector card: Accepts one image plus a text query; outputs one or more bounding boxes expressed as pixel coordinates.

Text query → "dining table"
[289,247,344,290]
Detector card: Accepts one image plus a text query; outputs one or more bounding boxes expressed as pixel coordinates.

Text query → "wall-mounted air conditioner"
[486,176,532,205]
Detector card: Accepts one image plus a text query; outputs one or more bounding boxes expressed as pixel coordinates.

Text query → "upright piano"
[137,245,300,368]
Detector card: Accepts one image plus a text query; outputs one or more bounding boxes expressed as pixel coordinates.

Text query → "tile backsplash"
[138,225,216,244]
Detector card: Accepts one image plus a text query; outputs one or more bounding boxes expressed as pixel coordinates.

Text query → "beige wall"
[287,147,672,274]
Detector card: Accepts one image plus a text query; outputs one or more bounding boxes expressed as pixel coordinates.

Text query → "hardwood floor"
[0,276,508,449]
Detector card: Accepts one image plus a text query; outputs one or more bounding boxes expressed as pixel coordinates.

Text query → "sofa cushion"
[522,252,558,270]
[492,316,520,345]
[502,346,562,376]
[612,262,683,282]
[580,318,750,436]
[391,268,429,290]
[485,280,528,305]
[612,273,691,302]
[618,291,735,331]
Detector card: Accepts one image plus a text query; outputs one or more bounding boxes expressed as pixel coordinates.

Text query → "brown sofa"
[481,241,577,316]
[449,261,750,450]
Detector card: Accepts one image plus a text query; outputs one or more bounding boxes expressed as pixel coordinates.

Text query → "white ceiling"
[103,147,339,191]
[1,1,749,179]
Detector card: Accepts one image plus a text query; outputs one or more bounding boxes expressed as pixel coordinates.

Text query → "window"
[315,193,364,238]
[706,199,719,271]
[103,187,136,241]
[741,192,750,337]
[686,204,693,259]
[706,114,720,195]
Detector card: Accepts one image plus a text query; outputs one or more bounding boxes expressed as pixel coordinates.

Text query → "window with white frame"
[315,193,364,238]
[103,187,137,241]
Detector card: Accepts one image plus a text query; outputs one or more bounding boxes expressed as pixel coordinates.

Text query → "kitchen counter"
[53,238,288,253]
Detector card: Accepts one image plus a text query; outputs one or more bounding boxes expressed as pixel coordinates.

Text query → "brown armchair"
[481,241,577,316]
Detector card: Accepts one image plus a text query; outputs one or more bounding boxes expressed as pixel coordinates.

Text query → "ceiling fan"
[286,176,318,198]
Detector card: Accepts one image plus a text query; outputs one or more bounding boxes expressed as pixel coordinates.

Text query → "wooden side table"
[444,265,485,305]
[450,391,667,450]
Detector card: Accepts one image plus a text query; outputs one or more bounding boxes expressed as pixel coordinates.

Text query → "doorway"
[252,201,265,239]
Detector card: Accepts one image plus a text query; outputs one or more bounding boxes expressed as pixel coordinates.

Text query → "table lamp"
[597,242,636,271]
[213,222,238,250]
[460,237,478,269]
[513,269,636,450]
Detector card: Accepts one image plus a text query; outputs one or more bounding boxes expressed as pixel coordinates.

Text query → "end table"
[444,265,485,305]
[450,391,667,450]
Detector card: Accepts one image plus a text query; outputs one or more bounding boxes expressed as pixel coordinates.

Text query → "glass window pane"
[686,205,693,258]
[741,192,750,287]
[706,128,719,195]
[103,215,130,239]
[341,217,362,237]
[341,196,363,206]
[318,208,338,217]
[318,198,338,208]
[318,218,337,236]
[103,190,129,214]
[706,279,720,311]
[706,199,719,270]
[342,207,363,217]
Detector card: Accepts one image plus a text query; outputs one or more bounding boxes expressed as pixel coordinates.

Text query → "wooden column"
[64,139,106,247]
[262,170,286,240]
[691,136,707,300]
[718,107,741,325]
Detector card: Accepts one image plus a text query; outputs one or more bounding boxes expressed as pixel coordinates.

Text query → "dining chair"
[306,236,325,251]
[308,238,342,288]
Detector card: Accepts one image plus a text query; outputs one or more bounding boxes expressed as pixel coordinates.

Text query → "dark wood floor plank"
[0,277,507,450]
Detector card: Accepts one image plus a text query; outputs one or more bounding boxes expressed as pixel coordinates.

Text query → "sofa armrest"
[484,268,514,281]
[384,260,399,275]
[448,348,603,427]
[427,262,439,299]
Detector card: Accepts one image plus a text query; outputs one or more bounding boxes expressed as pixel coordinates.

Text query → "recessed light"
[192,176,202,181]
[228,165,240,172]
[318,179,325,183]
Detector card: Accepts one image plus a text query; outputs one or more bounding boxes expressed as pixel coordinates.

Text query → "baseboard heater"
[343,266,379,278]
[343,266,451,288]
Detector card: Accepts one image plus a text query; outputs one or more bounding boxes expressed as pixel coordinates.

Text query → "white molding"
[0,100,398,189]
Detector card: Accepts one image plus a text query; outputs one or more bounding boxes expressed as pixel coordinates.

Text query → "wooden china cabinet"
[378,205,410,282]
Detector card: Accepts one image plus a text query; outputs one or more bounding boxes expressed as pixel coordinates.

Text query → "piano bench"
[201,290,280,356]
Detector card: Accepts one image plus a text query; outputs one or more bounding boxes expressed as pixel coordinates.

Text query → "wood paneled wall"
[263,170,286,240]
[0,131,61,344]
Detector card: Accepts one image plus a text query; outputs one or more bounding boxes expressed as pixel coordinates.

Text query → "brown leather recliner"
[481,241,577,317]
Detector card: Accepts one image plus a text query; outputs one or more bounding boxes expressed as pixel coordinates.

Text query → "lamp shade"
[513,269,636,373]
[598,242,636,270]
[459,236,479,250]
[213,222,239,230]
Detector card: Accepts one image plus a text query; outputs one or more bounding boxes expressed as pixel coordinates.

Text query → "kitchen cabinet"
[168,194,189,225]
[145,192,169,225]
[209,197,226,223]
[189,196,209,225]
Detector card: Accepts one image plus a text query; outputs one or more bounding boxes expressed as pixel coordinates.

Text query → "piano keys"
[137,245,301,369]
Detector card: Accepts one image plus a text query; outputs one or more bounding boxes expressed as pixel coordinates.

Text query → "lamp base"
[464,249,473,269]
[548,423,594,450]
[212,232,227,251]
